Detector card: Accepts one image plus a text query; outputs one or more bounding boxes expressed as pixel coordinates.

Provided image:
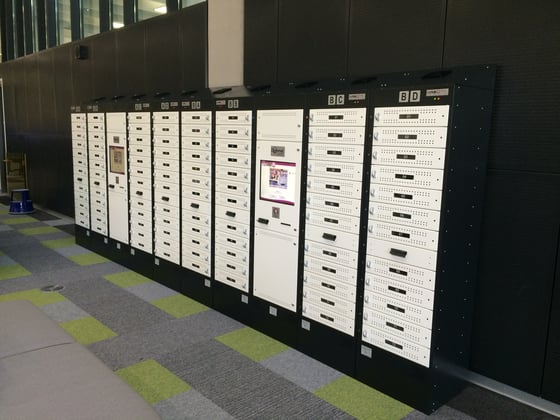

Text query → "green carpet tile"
[18,226,60,235]
[41,237,76,249]
[117,360,191,404]
[68,252,110,266]
[1,215,37,225]
[151,294,208,318]
[0,288,66,306]
[315,375,414,420]
[216,326,289,362]
[59,316,117,345]
[0,264,32,280]
[104,270,152,288]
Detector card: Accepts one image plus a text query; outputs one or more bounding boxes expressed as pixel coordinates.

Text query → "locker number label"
[227,99,239,109]
[328,94,345,106]
[399,90,421,103]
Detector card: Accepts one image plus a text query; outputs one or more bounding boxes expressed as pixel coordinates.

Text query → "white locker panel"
[216,125,252,140]
[89,132,105,142]
[87,113,105,123]
[368,221,439,251]
[182,257,211,277]
[215,244,248,266]
[184,235,211,252]
[307,160,363,182]
[129,144,151,159]
[257,109,303,141]
[89,150,106,161]
[215,152,250,168]
[90,186,106,200]
[130,180,152,196]
[73,139,87,149]
[182,208,211,227]
[361,327,430,368]
[214,231,249,252]
[371,165,444,191]
[308,126,365,145]
[365,256,436,291]
[215,110,252,125]
[106,112,127,132]
[91,221,108,236]
[304,256,357,285]
[153,180,180,197]
[154,158,180,173]
[181,124,212,138]
[181,149,212,164]
[307,178,362,200]
[364,276,434,310]
[88,142,105,154]
[216,258,249,281]
[372,147,446,170]
[130,166,151,179]
[154,225,181,243]
[130,237,152,253]
[373,126,448,149]
[182,173,211,191]
[363,310,431,348]
[154,239,180,265]
[363,293,433,330]
[73,149,87,161]
[215,178,250,197]
[215,166,251,183]
[129,156,151,169]
[128,124,151,135]
[306,193,361,217]
[303,285,356,318]
[129,134,151,147]
[305,224,360,252]
[215,268,248,292]
[90,204,107,218]
[154,147,180,161]
[367,238,437,271]
[90,168,106,180]
[215,138,251,154]
[75,215,90,229]
[182,138,212,151]
[130,205,152,223]
[182,249,211,266]
[373,105,449,127]
[90,196,106,210]
[182,111,211,124]
[304,240,358,268]
[369,202,440,230]
[182,187,211,203]
[130,197,150,212]
[154,168,180,183]
[183,162,211,177]
[72,131,86,141]
[130,218,152,234]
[74,199,89,213]
[182,223,211,241]
[128,112,151,123]
[154,192,179,210]
[74,157,88,168]
[302,302,355,336]
[309,108,367,126]
[370,184,442,211]
[214,218,250,239]
[90,159,106,171]
[152,111,179,123]
[74,190,89,203]
[71,113,86,122]
[304,272,357,301]
[215,193,249,211]
[154,203,180,221]
[108,193,129,243]
[305,209,360,234]
[153,135,180,148]
[182,197,211,215]
[74,183,89,196]
[308,144,364,163]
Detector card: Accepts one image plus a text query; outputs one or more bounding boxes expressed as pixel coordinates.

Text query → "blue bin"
[9,189,35,215]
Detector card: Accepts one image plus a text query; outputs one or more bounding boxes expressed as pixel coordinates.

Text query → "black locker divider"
[71,65,495,414]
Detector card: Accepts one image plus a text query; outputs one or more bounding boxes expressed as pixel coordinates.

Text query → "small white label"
[302,320,311,331]
[116,243,121,250]
[204,279,211,288]
[154,258,160,266]
[399,91,410,103]
[86,231,90,237]
[361,345,373,358]
[426,88,449,97]
[348,93,366,101]
[269,306,278,316]
[104,237,108,244]
[241,294,249,304]
[410,90,421,102]
[130,248,135,256]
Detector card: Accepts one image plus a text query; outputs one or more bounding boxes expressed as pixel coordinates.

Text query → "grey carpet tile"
[154,390,236,420]
[158,340,354,420]
[0,254,16,266]
[0,273,71,295]
[0,238,76,273]
[30,231,73,242]
[41,300,91,323]
[0,224,13,231]
[54,244,92,257]
[54,224,75,235]
[260,348,344,392]
[125,280,178,302]
[88,310,244,371]
[403,405,477,420]
[29,209,60,221]
[61,275,144,306]
[447,385,559,420]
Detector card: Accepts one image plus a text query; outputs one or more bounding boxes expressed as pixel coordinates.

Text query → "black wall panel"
[178,4,207,90]
[443,0,560,174]
[543,240,560,404]
[12,60,28,133]
[24,55,41,132]
[91,31,118,99]
[470,171,560,394]
[116,24,146,96]
[71,39,94,104]
[36,49,57,133]
[244,0,278,86]
[0,63,16,135]
[277,0,349,83]
[145,14,182,94]
[348,0,446,78]
[53,45,73,135]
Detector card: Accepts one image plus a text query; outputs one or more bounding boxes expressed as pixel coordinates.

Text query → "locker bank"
[1,1,559,418]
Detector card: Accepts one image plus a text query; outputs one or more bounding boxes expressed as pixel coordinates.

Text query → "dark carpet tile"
[447,385,557,420]
[0,234,76,272]
[88,310,244,371]
[56,224,75,235]
[158,340,354,420]
[29,209,60,221]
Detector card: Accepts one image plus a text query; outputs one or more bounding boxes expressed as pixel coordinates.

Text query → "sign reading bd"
[399,90,421,103]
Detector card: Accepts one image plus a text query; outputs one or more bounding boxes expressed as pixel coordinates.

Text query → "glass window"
[32,0,38,51]
[137,0,166,22]
[82,0,100,38]
[181,0,206,8]
[112,0,124,29]
[57,0,71,44]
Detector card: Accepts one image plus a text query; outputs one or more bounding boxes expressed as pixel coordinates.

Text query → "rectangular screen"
[109,146,125,174]
[260,160,297,205]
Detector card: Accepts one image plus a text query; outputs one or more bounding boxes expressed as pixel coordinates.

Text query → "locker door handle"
[257,218,269,225]
[161,196,170,202]
[191,203,200,209]
[94,181,100,186]
[389,248,408,258]
[108,184,115,189]
[136,191,143,196]
[322,233,336,241]
[226,211,236,217]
